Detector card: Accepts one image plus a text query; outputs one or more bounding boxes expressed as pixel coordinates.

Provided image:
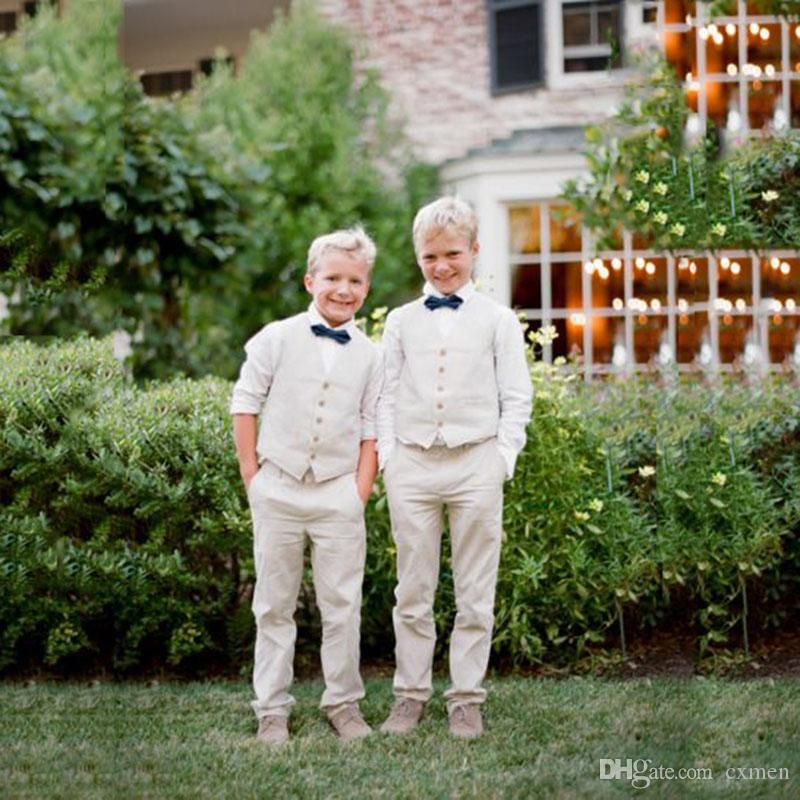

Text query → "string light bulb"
[645,262,656,275]
[749,22,760,35]
[726,23,737,36]
[731,262,741,275]
[780,262,791,275]
[760,28,770,41]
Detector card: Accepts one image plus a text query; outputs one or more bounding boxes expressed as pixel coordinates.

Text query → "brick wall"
[316,0,623,164]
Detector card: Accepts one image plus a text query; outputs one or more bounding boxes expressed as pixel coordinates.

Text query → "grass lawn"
[2,676,798,799]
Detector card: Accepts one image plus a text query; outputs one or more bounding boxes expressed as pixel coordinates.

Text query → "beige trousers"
[384,438,506,709]
[248,460,366,720]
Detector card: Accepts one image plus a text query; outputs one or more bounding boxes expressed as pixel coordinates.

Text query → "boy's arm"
[230,324,276,489]
[355,439,378,504]
[495,309,534,479]
[232,414,260,489]
[376,311,402,470]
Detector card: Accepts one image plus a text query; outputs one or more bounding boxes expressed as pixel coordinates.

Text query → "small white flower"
[761,190,779,202]
[589,498,604,513]
[711,222,727,237]
[635,170,650,184]
[574,511,590,522]
[653,211,668,225]
[711,472,727,487]
[622,189,633,202]
[653,182,668,196]
[638,465,656,478]
[670,223,686,237]
[635,199,650,214]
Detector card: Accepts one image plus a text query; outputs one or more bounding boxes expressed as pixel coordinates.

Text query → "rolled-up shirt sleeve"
[359,346,383,441]
[494,308,533,478]
[229,325,277,415]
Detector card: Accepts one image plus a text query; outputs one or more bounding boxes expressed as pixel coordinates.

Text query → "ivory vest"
[391,294,501,447]
[258,314,377,481]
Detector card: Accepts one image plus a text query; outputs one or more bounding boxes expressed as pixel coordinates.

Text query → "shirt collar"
[307,303,356,334]
[422,280,475,301]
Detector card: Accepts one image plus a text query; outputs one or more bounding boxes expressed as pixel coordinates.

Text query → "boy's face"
[304,251,370,327]
[417,229,478,296]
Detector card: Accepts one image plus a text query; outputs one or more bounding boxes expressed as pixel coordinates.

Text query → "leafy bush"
[0,0,436,379]
[1,337,798,675]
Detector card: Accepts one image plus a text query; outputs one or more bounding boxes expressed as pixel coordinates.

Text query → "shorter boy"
[378,197,533,738]
[231,228,381,745]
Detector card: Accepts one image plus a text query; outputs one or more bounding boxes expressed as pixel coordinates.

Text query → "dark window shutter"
[490,1,542,93]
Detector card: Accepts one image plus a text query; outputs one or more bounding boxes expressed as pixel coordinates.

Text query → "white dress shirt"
[377,280,532,478]
[230,303,381,440]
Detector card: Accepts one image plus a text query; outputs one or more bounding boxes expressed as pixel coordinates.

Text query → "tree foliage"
[0,0,436,378]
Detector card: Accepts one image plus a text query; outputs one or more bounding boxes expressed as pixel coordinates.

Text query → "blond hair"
[412,197,478,253]
[306,227,377,274]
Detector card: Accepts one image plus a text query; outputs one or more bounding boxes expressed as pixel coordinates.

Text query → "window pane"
[549,204,582,252]
[597,5,621,44]
[563,8,591,46]
[509,205,541,254]
[512,263,542,309]
[494,4,541,88]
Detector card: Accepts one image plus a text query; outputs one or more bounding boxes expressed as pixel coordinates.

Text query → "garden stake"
[615,596,627,661]
[671,155,676,176]
[605,445,613,493]
[740,574,750,660]
[729,174,736,217]
[688,159,695,199]
[729,437,736,467]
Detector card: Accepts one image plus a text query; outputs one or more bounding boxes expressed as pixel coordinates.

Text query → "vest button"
[322,381,330,389]
[310,453,316,460]
[437,403,444,409]
[316,417,323,424]
[318,400,325,406]
[439,348,446,356]
[438,366,445,373]
[437,386,444,391]
[436,421,443,428]
[313,436,320,443]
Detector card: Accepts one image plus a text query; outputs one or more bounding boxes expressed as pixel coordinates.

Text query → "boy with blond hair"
[377,197,532,738]
[231,227,381,745]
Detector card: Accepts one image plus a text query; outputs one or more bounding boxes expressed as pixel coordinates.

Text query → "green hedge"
[1,337,799,674]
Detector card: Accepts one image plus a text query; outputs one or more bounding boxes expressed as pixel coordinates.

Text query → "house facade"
[315,0,800,375]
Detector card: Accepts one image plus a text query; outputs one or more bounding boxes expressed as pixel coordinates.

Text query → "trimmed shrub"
[1,337,798,674]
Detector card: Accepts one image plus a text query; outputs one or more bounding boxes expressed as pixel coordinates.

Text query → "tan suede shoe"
[448,704,483,739]
[380,698,425,735]
[328,704,372,742]
[256,714,289,745]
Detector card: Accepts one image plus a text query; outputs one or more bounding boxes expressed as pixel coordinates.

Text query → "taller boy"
[231,228,380,744]
[378,197,533,739]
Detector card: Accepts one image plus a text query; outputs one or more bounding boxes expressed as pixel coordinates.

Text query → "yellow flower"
[653,182,668,196]
[574,511,590,522]
[761,190,779,202]
[711,472,727,487]
[589,498,604,513]
[711,222,727,237]
[653,211,668,225]
[638,465,656,478]
[635,199,650,213]
[670,223,686,237]
[635,170,650,184]
[622,189,633,202]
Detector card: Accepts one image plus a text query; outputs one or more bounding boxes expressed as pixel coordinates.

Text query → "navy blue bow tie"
[311,323,351,345]
[424,294,463,311]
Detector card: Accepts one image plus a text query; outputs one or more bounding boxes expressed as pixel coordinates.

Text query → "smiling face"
[416,229,479,296]
[304,250,370,327]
